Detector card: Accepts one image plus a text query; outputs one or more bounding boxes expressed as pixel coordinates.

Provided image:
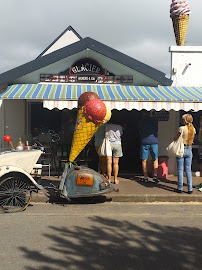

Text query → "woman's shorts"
[95,146,107,161]
[108,144,123,158]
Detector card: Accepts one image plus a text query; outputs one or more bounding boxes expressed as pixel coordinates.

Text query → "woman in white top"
[173,114,196,194]
[106,120,123,184]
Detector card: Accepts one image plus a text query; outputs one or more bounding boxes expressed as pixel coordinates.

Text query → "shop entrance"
[30,103,143,174]
[111,109,142,174]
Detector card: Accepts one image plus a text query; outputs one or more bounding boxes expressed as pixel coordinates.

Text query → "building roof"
[37,26,82,58]
[0,27,172,86]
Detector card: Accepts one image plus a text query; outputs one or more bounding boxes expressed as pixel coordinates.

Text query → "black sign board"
[40,58,133,84]
[77,75,98,82]
[150,110,169,121]
[40,74,133,84]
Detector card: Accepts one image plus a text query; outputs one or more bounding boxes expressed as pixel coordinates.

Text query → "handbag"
[98,126,111,156]
[166,132,184,157]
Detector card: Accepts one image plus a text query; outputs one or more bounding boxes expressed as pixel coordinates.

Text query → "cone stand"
[172,14,189,46]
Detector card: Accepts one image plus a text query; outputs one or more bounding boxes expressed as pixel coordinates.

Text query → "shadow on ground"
[132,176,195,194]
[133,176,176,193]
[19,216,202,270]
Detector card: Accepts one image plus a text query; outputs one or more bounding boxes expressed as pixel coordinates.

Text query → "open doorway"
[30,103,143,174]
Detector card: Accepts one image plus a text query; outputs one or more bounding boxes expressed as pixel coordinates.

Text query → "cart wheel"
[0,175,32,213]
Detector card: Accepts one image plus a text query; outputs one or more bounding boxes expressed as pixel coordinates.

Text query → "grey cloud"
[0,0,201,78]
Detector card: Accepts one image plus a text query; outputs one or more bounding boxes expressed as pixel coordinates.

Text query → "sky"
[0,0,201,78]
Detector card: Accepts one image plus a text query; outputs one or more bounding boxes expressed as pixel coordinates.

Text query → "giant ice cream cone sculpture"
[69,93,111,162]
[170,0,191,46]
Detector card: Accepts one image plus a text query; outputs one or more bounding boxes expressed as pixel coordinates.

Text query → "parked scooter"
[0,149,113,213]
[58,163,113,200]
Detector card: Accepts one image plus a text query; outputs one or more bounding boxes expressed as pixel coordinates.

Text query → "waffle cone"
[172,15,189,46]
[69,107,102,162]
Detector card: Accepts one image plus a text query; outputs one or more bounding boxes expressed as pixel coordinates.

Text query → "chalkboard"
[150,110,169,121]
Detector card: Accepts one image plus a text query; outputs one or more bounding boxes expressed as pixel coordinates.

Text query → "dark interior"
[31,103,142,174]
[31,103,202,175]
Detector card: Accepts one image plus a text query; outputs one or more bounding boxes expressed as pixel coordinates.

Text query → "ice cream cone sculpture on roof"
[170,0,191,46]
[69,93,111,163]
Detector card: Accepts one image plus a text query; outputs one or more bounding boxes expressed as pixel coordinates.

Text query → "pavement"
[31,173,202,204]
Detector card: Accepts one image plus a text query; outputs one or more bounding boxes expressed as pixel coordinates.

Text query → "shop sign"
[69,59,103,75]
[40,74,133,84]
[40,58,133,84]
[150,110,169,121]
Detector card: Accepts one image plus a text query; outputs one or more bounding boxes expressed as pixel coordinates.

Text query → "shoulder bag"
[98,125,111,156]
[166,131,184,158]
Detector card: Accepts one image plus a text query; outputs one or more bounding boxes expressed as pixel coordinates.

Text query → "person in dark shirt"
[139,111,159,183]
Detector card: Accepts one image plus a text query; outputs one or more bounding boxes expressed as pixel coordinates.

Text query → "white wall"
[169,46,202,174]
[42,30,81,57]
[170,46,202,86]
[0,100,5,148]
[158,110,179,175]
[3,100,27,148]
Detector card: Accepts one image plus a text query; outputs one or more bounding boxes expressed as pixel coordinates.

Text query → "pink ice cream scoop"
[170,0,191,19]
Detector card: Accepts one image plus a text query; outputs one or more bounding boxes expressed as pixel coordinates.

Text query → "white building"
[0,26,201,176]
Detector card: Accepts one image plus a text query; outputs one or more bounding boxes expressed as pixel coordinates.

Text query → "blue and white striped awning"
[1,83,202,111]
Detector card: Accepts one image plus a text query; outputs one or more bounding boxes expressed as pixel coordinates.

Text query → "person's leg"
[95,146,102,173]
[113,157,119,184]
[142,159,148,177]
[150,144,159,182]
[141,145,149,181]
[176,156,184,191]
[152,158,159,183]
[100,158,107,174]
[153,159,158,176]
[111,144,123,184]
[184,147,193,192]
[107,156,112,183]
[98,158,102,173]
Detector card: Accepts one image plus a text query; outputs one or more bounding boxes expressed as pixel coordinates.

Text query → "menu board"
[150,110,169,121]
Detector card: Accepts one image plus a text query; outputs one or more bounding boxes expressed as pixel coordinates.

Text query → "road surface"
[1,202,202,270]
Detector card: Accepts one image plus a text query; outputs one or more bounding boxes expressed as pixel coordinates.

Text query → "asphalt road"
[1,202,202,270]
